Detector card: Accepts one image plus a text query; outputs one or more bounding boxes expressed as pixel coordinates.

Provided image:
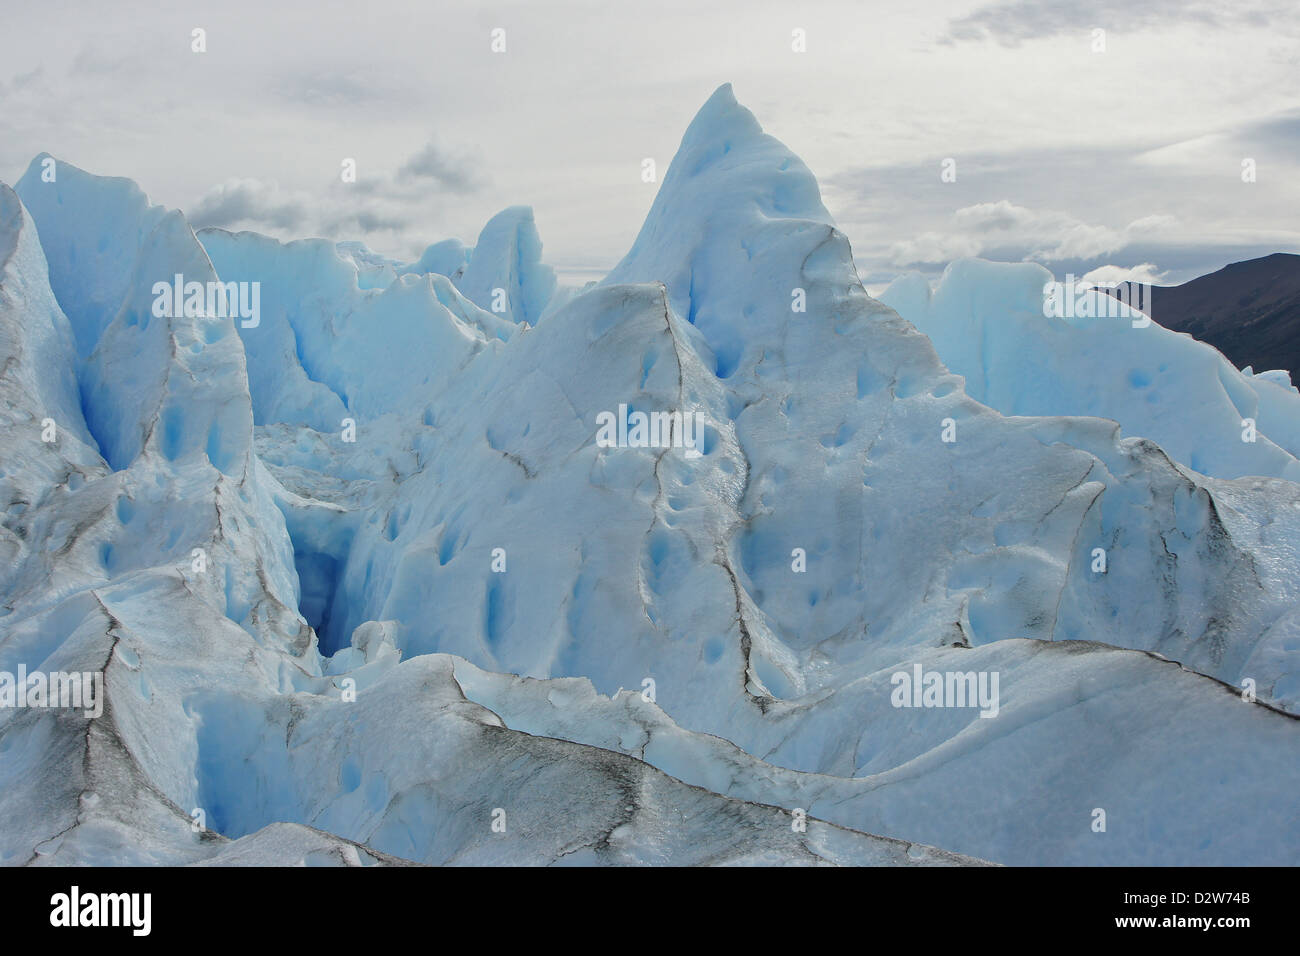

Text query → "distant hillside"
[1110,253,1300,378]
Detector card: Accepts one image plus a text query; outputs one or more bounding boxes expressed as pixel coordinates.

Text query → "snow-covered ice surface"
[1,86,1296,866]
[880,261,1300,481]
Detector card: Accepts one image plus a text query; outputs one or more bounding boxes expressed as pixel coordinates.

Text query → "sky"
[2,0,1298,292]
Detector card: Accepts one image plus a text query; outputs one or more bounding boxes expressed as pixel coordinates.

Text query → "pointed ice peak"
[0,181,94,457]
[606,83,835,293]
[602,85,852,381]
[15,153,181,357]
[18,152,155,220]
[459,205,556,327]
[471,205,542,256]
[679,83,764,151]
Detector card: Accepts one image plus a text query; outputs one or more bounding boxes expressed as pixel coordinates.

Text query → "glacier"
[0,84,1296,866]
[880,260,1300,482]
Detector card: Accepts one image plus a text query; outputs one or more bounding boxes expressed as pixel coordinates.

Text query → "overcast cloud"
[2,0,1297,288]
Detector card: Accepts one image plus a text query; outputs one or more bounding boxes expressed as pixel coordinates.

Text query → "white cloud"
[1,0,1296,283]
[1080,262,1169,286]
[889,201,1183,267]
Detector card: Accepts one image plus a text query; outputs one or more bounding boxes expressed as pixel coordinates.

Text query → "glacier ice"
[0,85,1297,867]
[455,205,556,327]
[880,260,1300,482]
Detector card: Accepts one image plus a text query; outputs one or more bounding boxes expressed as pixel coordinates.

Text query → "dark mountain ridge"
[1108,253,1300,378]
